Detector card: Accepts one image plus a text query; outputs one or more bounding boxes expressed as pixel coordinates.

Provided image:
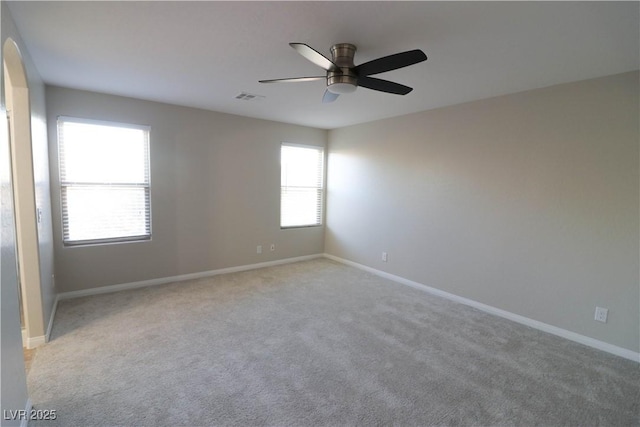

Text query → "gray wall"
[30,57,55,333]
[0,98,27,425]
[326,72,639,353]
[46,86,327,293]
[0,102,26,424]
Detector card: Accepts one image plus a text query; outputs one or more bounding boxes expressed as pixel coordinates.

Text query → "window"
[281,143,324,228]
[58,117,151,245]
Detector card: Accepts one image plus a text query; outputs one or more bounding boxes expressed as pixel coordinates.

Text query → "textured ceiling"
[7,1,639,129]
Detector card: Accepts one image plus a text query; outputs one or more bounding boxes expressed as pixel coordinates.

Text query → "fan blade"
[355,49,427,77]
[259,76,325,83]
[358,76,413,95]
[290,43,339,72]
[322,89,339,103]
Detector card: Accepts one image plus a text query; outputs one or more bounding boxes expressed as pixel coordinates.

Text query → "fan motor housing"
[330,43,357,67]
[327,43,358,94]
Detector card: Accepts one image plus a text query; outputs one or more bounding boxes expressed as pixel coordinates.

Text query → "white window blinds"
[58,117,151,245]
[281,144,324,228]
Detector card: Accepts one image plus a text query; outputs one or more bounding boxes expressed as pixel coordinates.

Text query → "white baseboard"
[19,398,32,427]
[25,334,46,349]
[21,297,57,349]
[45,295,59,343]
[58,254,324,301]
[323,253,640,363]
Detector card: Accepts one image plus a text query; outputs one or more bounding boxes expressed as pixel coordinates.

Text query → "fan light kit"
[260,42,427,103]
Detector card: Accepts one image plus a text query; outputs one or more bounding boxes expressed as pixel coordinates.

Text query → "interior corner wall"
[46,86,327,293]
[325,71,639,353]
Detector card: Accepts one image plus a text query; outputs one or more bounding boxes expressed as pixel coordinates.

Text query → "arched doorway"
[3,37,46,348]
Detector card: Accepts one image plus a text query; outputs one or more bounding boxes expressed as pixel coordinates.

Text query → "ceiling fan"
[259,43,427,103]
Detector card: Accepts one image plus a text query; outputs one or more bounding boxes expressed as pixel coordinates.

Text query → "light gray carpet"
[28,259,639,426]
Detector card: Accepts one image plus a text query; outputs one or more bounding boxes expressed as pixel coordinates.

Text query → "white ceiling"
[7,1,639,129]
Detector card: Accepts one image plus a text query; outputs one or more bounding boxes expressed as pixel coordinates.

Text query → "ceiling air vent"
[235,92,265,101]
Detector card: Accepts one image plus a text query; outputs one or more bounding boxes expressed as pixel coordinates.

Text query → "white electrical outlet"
[257,245,262,254]
[382,252,388,262]
[594,306,608,323]
[270,244,275,251]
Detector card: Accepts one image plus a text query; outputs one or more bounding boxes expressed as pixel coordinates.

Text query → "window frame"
[57,116,152,247]
[280,142,325,229]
